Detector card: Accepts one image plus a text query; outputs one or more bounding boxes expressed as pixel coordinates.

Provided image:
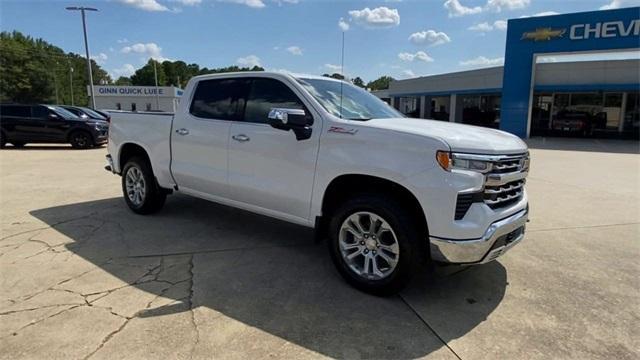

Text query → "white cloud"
[324,63,342,72]
[444,0,531,17]
[91,53,108,65]
[172,0,202,4]
[459,56,504,67]
[599,0,639,10]
[398,51,434,63]
[486,0,530,12]
[237,55,261,67]
[401,69,415,78]
[493,20,508,30]
[348,7,400,28]
[117,38,129,44]
[444,0,482,17]
[118,0,169,12]
[468,20,508,32]
[220,0,266,8]
[338,17,350,31]
[468,22,493,32]
[520,11,560,18]
[111,63,136,78]
[408,30,451,46]
[286,46,303,56]
[121,43,164,59]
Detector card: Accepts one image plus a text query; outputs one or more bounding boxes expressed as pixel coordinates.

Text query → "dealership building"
[88,85,184,113]
[376,7,640,139]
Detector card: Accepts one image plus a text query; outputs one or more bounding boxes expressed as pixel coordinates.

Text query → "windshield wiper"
[345,117,371,121]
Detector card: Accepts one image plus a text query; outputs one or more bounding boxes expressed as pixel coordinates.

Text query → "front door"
[227,77,320,221]
[170,77,249,198]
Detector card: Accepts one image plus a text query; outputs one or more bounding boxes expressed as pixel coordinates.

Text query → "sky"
[1,0,639,82]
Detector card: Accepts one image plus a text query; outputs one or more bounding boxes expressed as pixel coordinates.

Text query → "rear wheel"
[328,194,424,296]
[121,156,166,214]
[69,131,93,149]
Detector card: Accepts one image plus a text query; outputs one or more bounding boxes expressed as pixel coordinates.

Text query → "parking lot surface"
[1,139,639,359]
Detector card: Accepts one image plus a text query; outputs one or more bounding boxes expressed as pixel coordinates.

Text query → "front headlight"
[436,151,492,173]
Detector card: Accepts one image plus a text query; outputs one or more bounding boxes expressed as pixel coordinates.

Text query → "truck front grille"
[484,179,525,208]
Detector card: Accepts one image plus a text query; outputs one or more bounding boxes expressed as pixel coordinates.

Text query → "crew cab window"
[1,105,30,118]
[190,78,249,121]
[244,78,305,124]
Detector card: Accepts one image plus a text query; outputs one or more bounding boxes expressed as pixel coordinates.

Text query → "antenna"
[339,30,345,119]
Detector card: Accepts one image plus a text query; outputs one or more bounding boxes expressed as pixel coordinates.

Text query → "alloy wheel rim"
[338,211,400,280]
[125,166,146,206]
[75,134,87,147]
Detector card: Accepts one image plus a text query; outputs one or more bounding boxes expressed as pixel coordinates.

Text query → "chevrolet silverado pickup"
[105,72,530,295]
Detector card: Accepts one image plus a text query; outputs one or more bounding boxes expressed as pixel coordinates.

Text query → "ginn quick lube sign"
[570,19,640,40]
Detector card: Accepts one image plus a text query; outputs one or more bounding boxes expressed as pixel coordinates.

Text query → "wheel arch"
[118,142,152,175]
[318,174,429,252]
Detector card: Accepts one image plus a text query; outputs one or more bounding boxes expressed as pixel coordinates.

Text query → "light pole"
[69,66,75,106]
[153,59,160,111]
[66,6,98,109]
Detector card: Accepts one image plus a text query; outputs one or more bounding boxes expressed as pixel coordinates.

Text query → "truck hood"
[365,118,527,154]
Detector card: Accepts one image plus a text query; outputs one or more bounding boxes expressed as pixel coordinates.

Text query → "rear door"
[227,76,320,221]
[0,105,30,140]
[170,77,250,198]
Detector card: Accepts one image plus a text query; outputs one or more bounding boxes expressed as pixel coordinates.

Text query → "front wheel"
[121,157,166,214]
[327,194,424,296]
[69,131,94,149]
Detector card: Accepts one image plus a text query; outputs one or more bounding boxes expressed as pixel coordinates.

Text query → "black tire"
[69,131,94,149]
[121,156,166,215]
[10,142,26,148]
[0,132,6,148]
[327,194,424,296]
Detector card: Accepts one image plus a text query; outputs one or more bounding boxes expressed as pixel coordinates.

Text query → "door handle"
[232,134,250,142]
[176,128,189,136]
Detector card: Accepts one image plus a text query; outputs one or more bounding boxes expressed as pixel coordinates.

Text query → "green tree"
[366,76,394,91]
[351,76,365,88]
[322,73,345,80]
[0,31,110,105]
[130,59,167,86]
[115,76,132,86]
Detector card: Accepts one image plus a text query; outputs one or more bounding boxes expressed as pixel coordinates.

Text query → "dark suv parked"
[0,104,108,149]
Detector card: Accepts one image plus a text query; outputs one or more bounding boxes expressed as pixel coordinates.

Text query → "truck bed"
[106,110,175,188]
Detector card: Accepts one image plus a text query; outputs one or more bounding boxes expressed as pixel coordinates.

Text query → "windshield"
[80,107,107,120]
[297,78,403,120]
[47,106,79,119]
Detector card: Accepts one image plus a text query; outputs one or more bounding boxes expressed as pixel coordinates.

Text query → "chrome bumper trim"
[429,208,528,264]
[485,171,528,186]
[105,154,115,173]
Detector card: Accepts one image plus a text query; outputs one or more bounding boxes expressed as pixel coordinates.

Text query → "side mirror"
[48,113,59,119]
[267,108,313,140]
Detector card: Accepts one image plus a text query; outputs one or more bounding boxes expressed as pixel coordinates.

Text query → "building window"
[623,92,639,138]
[460,95,501,128]
[131,103,137,112]
[430,96,450,121]
[398,97,420,118]
[146,103,152,111]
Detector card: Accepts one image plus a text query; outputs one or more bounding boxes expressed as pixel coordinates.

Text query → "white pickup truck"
[106,72,530,294]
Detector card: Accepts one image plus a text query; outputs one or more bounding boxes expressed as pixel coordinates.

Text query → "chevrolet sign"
[569,19,640,39]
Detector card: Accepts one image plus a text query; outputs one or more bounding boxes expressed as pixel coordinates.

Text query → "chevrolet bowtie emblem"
[521,27,566,41]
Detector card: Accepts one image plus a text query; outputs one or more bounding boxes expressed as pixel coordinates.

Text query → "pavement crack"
[398,294,463,360]
[187,254,200,359]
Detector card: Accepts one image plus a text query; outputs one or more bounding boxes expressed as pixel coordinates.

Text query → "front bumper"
[429,207,528,264]
[105,154,115,173]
